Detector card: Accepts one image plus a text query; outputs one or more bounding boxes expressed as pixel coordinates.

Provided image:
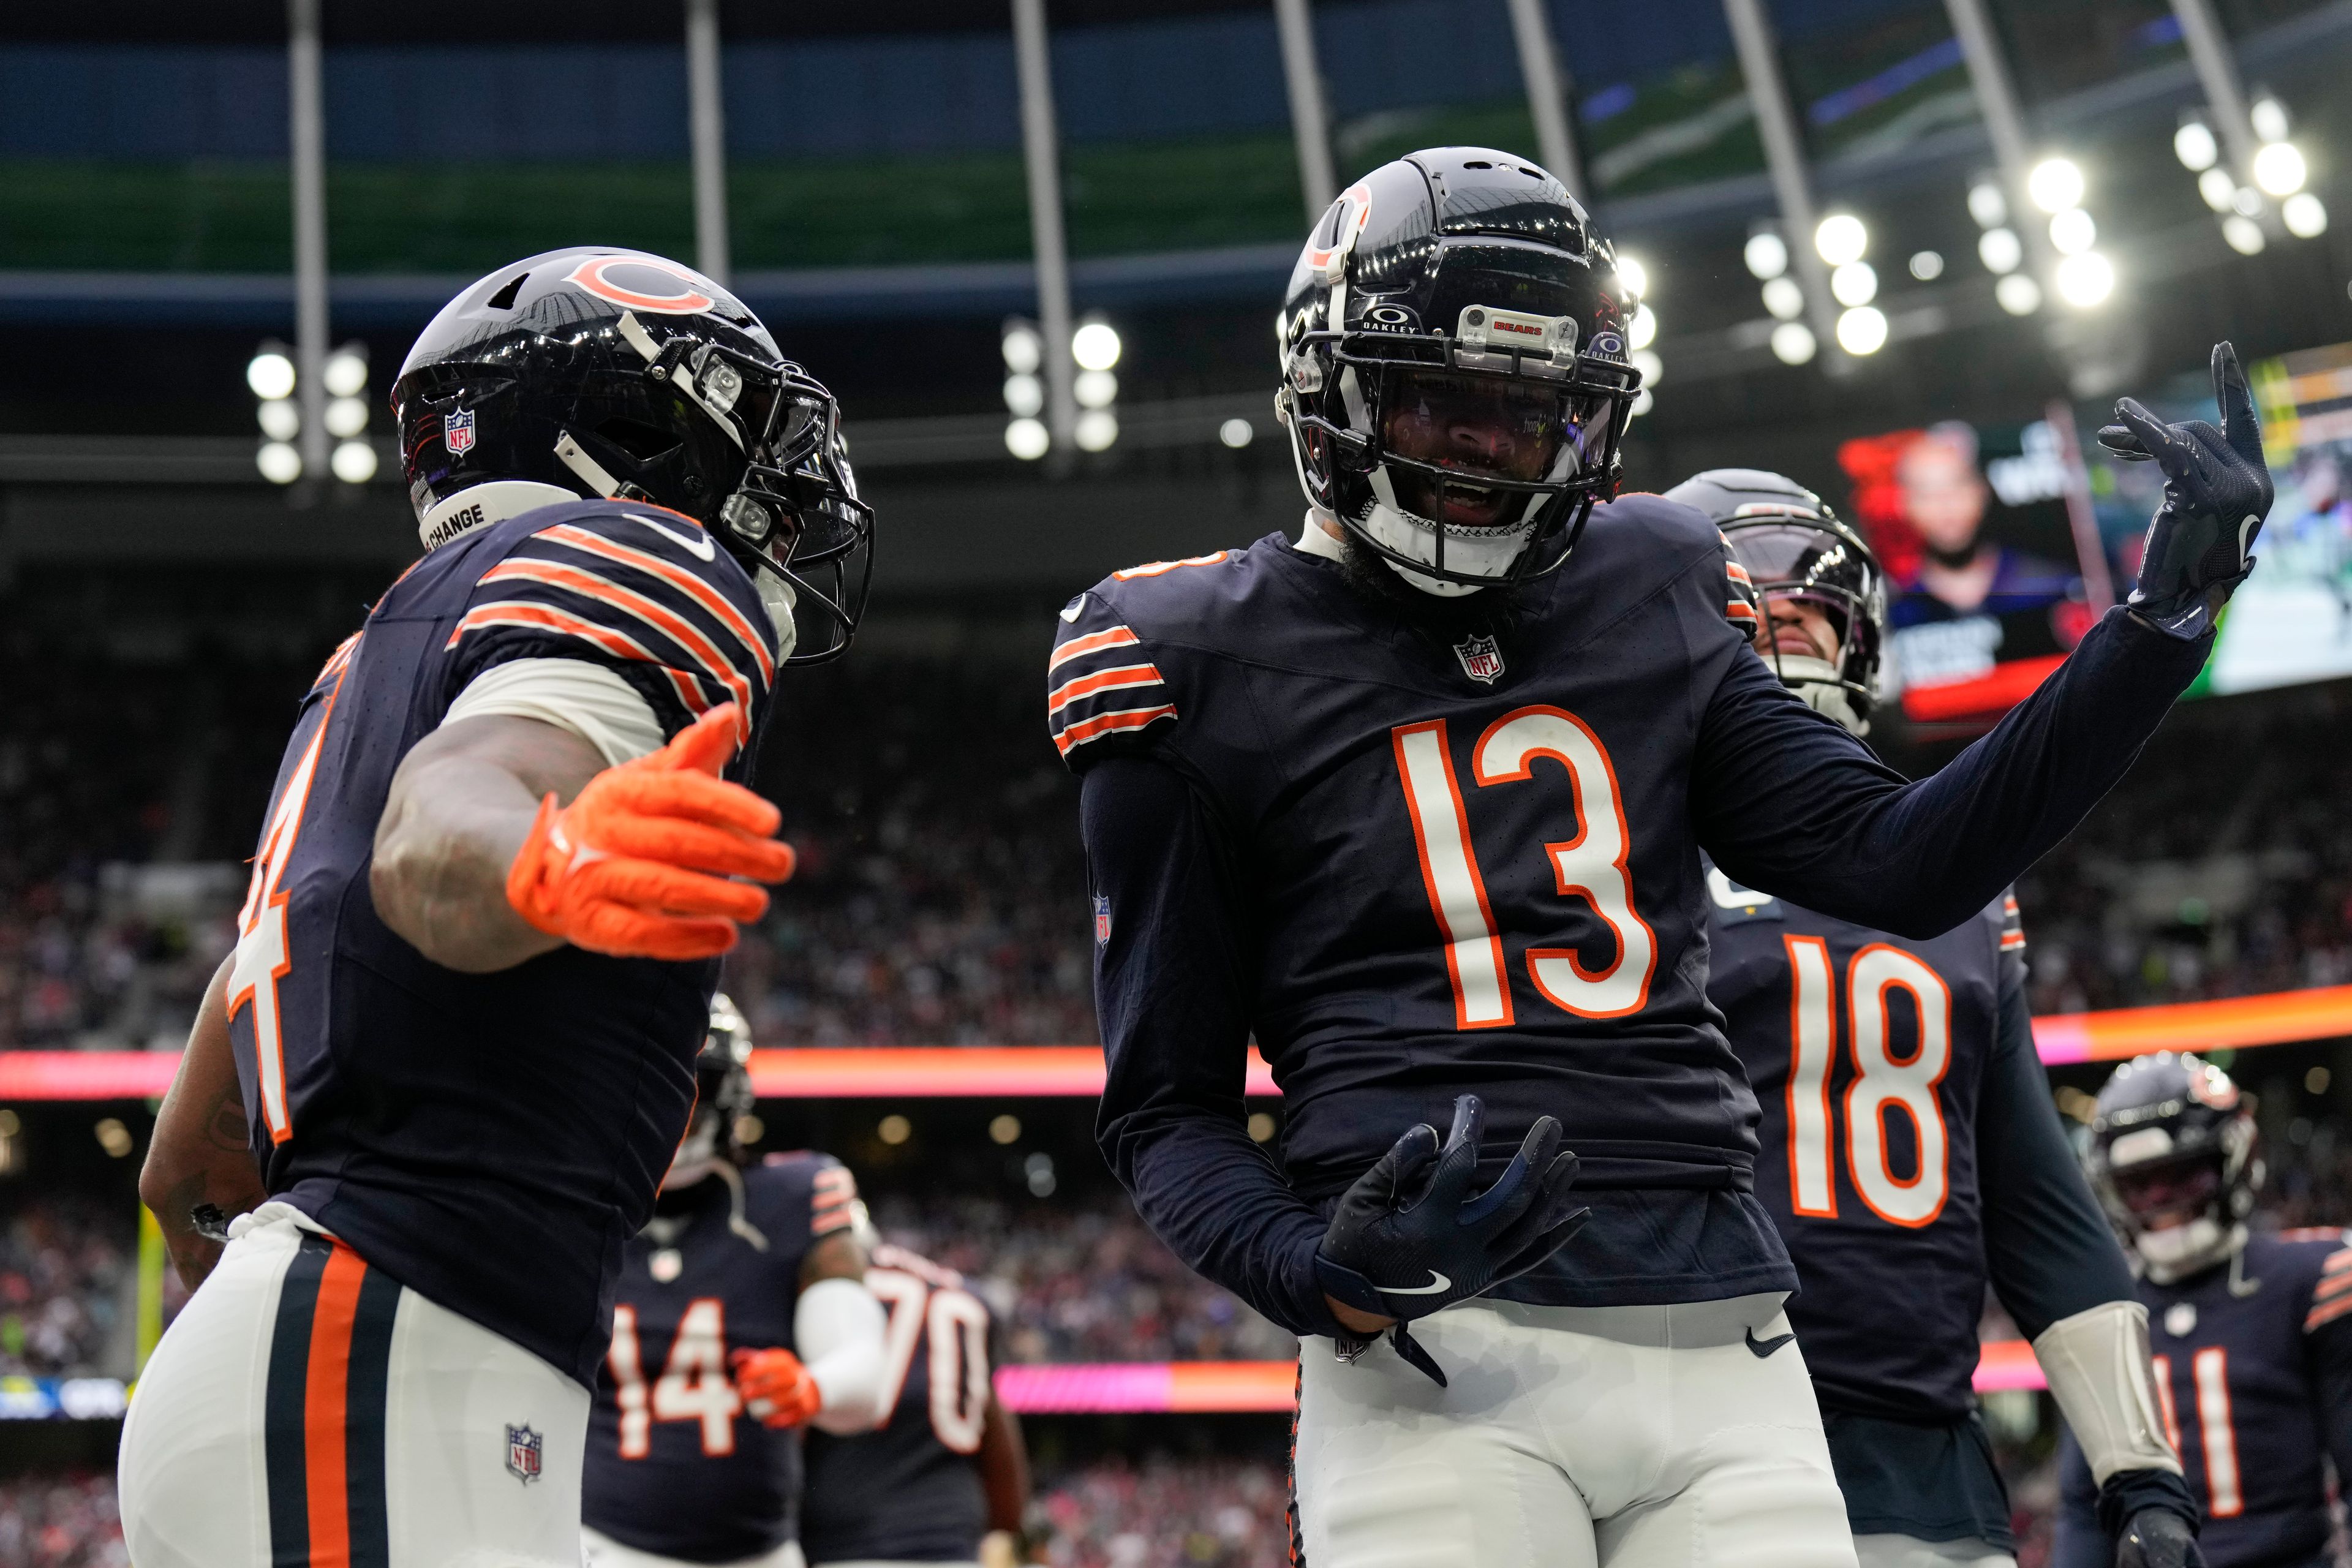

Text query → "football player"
[2054,1053,2352,1568]
[126,247,872,1568]
[1678,470,2196,1568]
[582,995,889,1568]
[799,1241,1030,1568]
[1060,148,2272,1568]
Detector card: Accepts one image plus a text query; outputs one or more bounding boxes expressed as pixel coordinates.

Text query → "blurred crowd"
[1031,1457,1292,1568]
[869,1193,1295,1364]
[0,1202,129,1380]
[0,1474,124,1568]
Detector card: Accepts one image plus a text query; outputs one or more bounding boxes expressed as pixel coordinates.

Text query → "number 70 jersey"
[1703,863,2024,1420]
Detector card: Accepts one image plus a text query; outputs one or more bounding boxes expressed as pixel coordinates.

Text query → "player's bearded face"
[1380,372,1566,529]
[2113,1157,2222,1231]
[1754,595,1844,665]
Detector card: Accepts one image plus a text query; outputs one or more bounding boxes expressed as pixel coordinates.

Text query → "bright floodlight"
[1815,213,1868,266]
[2250,97,2290,143]
[1967,181,2007,229]
[1003,374,1043,418]
[1074,369,1117,410]
[325,396,369,439]
[1836,306,1888,355]
[257,400,300,441]
[2222,215,2267,255]
[1001,324,1042,375]
[2054,251,2116,307]
[1218,417,1254,449]
[257,441,302,483]
[2027,157,2085,214]
[2198,168,2237,213]
[1629,387,1654,418]
[1761,277,1805,320]
[1977,227,2023,274]
[2283,192,2329,238]
[330,440,379,484]
[1074,409,1118,451]
[1770,321,1818,365]
[247,350,296,401]
[2253,141,2307,197]
[2049,208,2097,255]
[1072,322,1122,372]
[1628,304,1658,351]
[322,348,368,399]
[1830,262,1877,307]
[1910,250,1945,281]
[1631,348,1664,388]
[1995,273,2043,315]
[1744,232,1789,281]
[2232,186,2264,217]
[1616,255,1649,299]
[2174,121,2218,172]
[1005,417,1049,460]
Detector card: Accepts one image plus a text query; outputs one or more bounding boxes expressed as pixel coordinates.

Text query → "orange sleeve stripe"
[1113,552,1229,580]
[2307,1291,2352,1332]
[1053,703,1179,757]
[2312,1268,2352,1303]
[537,524,775,685]
[2001,932,2027,951]
[1049,626,1140,670]
[1048,663,1165,715]
[480,559,752,723]
[1725,562,1755,586]
[2324,1249,2352,1274]
[1726,602,1760,623]
[447,601,708,718]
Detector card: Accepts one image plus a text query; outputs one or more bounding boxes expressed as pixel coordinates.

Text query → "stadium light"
[1627,304,1658,351]
[2252,141,2307,198]
[1071,321,1121,372]
[1743,232,1788,281]
[1760,277,1804,320]
[2174,120,2219,172]
[246,349,296,402]
[2198,169,2237,213]
[258,401,300,442]
[1074,410,1118,452]
[325,397,369,439]
[1835,306,1888,355]
[257,442,303,484]
[2027,157,2084,214]
[1003,374,1044,420]
[1631,349,1664,388]
[2054,251,2116,309]
[1769,322,1817,366]
[2283,194,2329,238]
[1218,418,1255,449]
[1074,369,1117,410]
[1830,262,1877,308]
[1005,417,1050,460]
[1001,322,1042,375]
[2048,208,2097,255]
[1995,274,2043,315]
[1966,181,2007,229]
[330,440,379,484]
[2250,96,2290,143]
[1814,214,1868,266]
[1629,387,1653,418]
[322,345,368,399]
[1615,255,1650,300]
[1909,251,1944,281]
[2222,215,2266,255]
[1978,228,2023,274]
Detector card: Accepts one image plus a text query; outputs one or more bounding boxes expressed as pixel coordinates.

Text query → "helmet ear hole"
[485,272,531,311]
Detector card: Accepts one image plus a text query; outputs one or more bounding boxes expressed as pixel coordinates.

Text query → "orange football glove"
[730,1346,823,1428]
[505,703,797,961]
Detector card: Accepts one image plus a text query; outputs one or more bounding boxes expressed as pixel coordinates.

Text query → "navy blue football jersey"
[222,499,780,1387]
[2056,1231,2352,1568]
[1707,869,2024,1420]
[800,1244,995,1566]
[584,1154,856,1563]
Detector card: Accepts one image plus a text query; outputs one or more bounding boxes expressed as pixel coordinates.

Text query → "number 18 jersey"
[1705,867,2022,1420]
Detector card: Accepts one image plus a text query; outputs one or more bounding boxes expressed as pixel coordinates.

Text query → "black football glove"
[1315,1095,1586,1385]
[2114,1507,2204,1568]
[2099,341,2274,641]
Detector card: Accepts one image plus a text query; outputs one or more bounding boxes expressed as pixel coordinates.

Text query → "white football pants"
[583,1526,807,1567]
[1852,1537,2015,1568]
[120,1203,590,1568]
[1294,1293,1858,1568]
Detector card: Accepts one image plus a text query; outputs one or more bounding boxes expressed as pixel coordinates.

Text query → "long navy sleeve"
[1082,755,1341,1338]
[1979,960,2137,1340]
[1696,607,2211,938]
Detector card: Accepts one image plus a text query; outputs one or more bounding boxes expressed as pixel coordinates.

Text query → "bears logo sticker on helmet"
[564,255,719,315]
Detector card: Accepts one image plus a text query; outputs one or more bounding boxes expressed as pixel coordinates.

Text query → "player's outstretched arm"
[373,703,794,970]
[140,956,269,1291]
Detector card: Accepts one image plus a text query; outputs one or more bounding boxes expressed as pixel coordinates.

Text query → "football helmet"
[1275,148,1640,597]
[2084,1051,2262,1284]
[665,992,759,1189]
[1664,469,1886,736]
[393,247,873,663]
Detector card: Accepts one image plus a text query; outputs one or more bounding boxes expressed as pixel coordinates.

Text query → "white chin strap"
[756,570,799,662]
[2135,1218,2239,1284]
[415,480,581,552]
[1770,654,1870,737]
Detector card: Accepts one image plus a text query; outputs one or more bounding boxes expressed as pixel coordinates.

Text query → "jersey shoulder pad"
[1585,493,1756,635]
[1047,580,1188,767]
[755,1149,859,1238]
[446,501,778,737]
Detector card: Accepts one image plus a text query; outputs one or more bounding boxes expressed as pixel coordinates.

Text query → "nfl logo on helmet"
[444,407,477,457]
[505,1423,541,1484]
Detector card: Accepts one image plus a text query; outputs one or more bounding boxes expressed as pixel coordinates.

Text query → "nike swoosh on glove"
[505,701,797,962]
[731,1346,823,1428]
[1315,1095,1586,1385]
[2099,340,2275,640]
[2114,1507,2204,1568]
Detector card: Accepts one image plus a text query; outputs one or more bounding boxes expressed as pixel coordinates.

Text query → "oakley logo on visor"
[565,255,718,315]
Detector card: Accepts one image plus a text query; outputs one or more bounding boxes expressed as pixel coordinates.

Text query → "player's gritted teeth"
[1380,372,1562,529]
